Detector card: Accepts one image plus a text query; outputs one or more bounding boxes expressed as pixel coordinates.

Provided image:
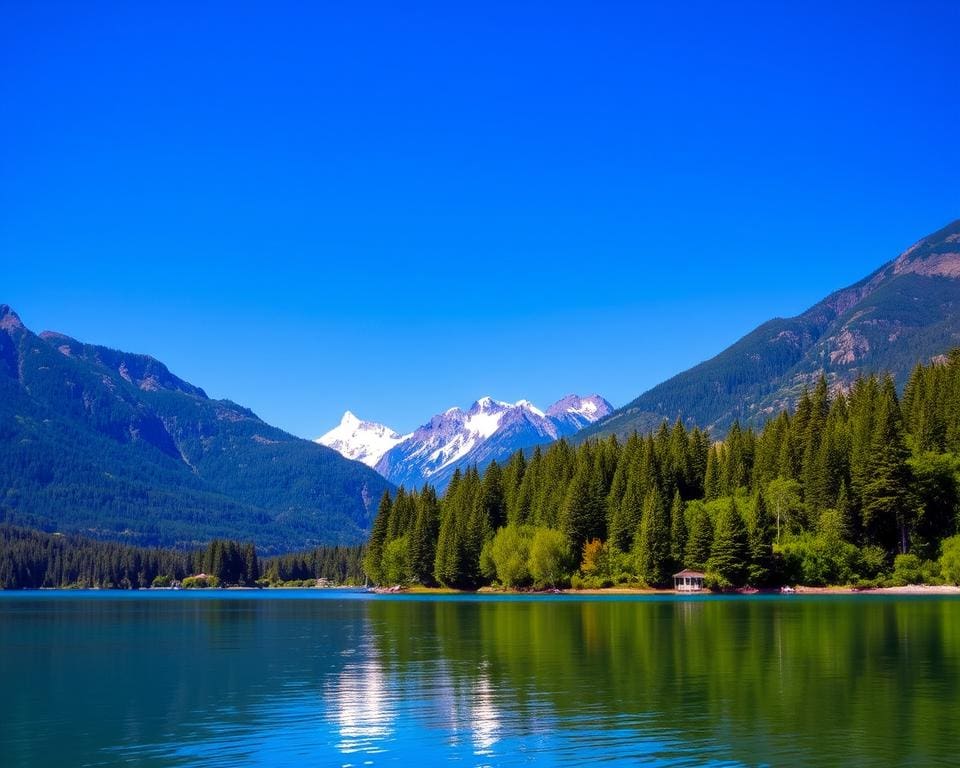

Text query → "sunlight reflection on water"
[4,591,960,767]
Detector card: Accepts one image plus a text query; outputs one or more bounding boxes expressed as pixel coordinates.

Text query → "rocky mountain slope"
[0,306,392,552]
[580,218,960,440]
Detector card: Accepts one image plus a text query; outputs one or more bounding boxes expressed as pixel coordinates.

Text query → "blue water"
[2,590,959,766]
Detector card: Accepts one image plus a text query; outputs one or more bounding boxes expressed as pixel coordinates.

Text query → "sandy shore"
[365,584,960,596]
[800,584,960,595]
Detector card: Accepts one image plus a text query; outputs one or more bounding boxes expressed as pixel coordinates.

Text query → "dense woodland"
[0,525,365,589]
[365,351,960,590]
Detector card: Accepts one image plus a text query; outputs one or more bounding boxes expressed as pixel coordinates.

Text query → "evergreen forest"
[0,525,365,589]
[364,351,960,590]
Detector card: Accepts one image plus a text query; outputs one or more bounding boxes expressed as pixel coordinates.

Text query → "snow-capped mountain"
[318,395,612,491]
[315,411,410,468]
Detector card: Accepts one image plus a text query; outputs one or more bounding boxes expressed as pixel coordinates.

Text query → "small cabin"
[673,569,705,592]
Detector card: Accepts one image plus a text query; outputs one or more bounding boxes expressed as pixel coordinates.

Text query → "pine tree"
[848,375,878,526]
[477,461,507,532]
[559,457,603,554]
[721,422,749,495]
[704,447,721,501]
[634,487,671,586]
[862,377,913,554]
[708,498,749,587]
[364,492,392,584]
[502,451,527,523]
[669,489,686,570]
[409,486,440,585]
[746,491,774,586]
[610,475,643,553]
[684,501,713,571]
[243,543,259,585]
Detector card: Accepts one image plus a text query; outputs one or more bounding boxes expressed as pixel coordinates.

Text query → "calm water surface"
[2,591,958,767]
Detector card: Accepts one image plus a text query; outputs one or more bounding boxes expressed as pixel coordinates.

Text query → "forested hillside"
[581,219,960,439]
[0,524,366,589]
[0,305,392,552]
[365,351,960,590]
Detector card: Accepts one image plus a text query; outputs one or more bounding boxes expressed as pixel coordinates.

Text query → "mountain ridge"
[580,218,960,440]
[318,394,612,491]
[0,305,392,552]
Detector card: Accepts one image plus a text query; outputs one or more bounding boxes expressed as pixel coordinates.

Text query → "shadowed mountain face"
[581,219,960,440]
[0,306,392,552]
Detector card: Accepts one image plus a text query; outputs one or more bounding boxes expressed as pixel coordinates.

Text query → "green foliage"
[908,452,960,558]
[858,545,889,579]
[633,488,671,586]
[0,522,364,590]
[357,349,960,591]
[892,554,923,585]
[381,536,412,585]
[182,574,221,589]
[939,535,960,585]
[708,498,749,587]
[0,524,199,588]
[559,458,604,555]
[683,501,713,571]
[263,543,366,585]
[202,539,259,586]
[765,477,803,542]
[484,525,534,588]
[669,490,687,571]
[861,378,913,553]
[529,528,571,589]
[777,534,859,587]
[746,491,775,586]
[408,487,440,584]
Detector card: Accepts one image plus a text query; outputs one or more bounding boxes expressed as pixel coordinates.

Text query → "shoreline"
[12,583,960,596]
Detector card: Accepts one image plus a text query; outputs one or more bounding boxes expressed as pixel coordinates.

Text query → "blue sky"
[2,1,958,436]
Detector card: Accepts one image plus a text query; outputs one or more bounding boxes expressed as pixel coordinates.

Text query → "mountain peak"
[471,396,509,412]
[546,394,613,419]
[891,219,960,279]
[514,399,546,417]
[317,411,407,468]
[0,304,24,332]
[321,393,612,491]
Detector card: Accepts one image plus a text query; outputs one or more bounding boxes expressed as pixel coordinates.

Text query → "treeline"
[365,351,960,590]
[261,544,367,585]
[0,525,198,589]
[0,524,368,589]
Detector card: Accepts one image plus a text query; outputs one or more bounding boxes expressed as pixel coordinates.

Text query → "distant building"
[673,569,705,592]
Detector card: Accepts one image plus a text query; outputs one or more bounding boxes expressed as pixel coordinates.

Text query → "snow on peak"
[471,396,510,412]
[316,412,409,468]
[546,394,613,423]
[514,399,546,418]
[319,393,612,492]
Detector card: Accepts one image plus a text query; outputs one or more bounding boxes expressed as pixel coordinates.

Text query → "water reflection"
[328,650,394,755]
[2,592,960,767]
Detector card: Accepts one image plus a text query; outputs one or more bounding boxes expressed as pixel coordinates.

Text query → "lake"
[2,591,958,767]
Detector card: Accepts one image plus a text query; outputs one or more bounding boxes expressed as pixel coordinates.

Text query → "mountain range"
[0,306,391,552]
[580,218,960,440]
[318,394,612,491]
[2,218,957,552]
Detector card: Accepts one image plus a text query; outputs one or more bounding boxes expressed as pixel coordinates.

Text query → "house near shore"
[673,569,705,592]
